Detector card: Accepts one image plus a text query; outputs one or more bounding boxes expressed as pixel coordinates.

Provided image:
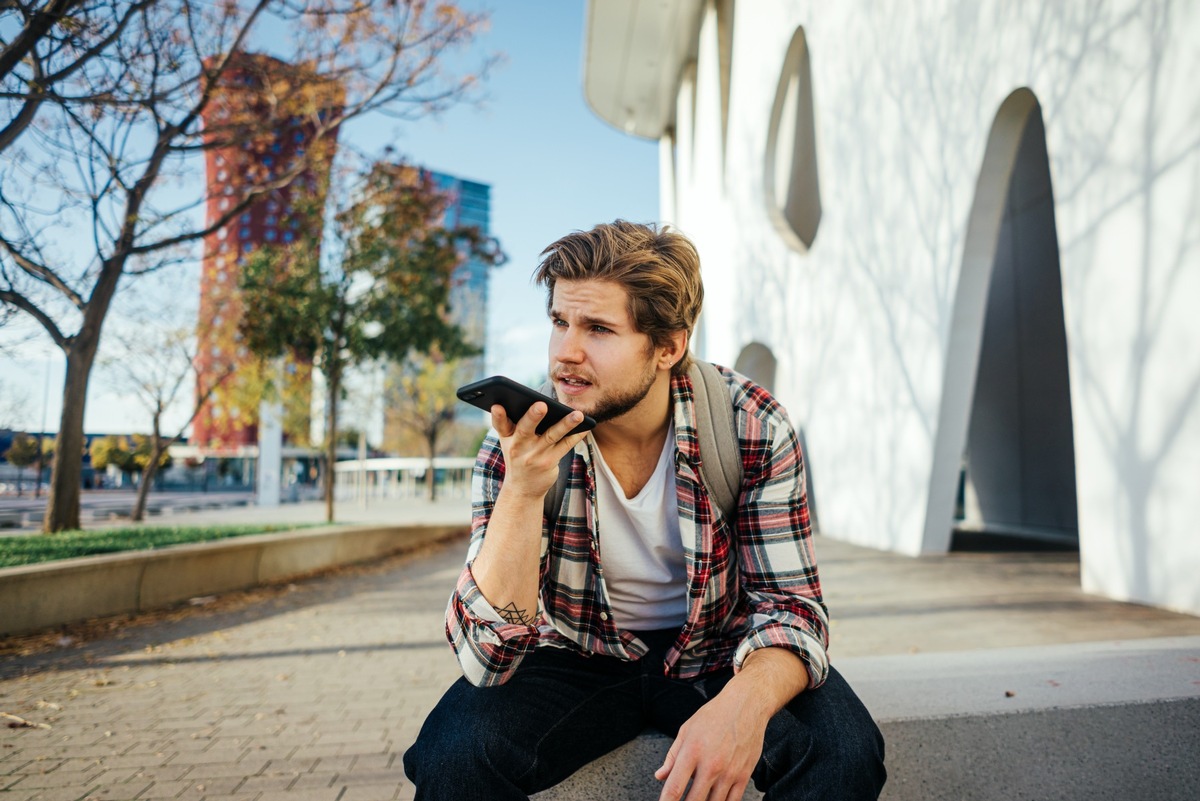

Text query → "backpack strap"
[540,364,743,525]
[540,381,573,524]
[688,361,742,521]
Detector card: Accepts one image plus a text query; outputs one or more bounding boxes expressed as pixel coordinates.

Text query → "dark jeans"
[403,632,886,800]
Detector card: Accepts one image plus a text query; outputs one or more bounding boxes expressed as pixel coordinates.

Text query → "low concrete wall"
[0,523,465,636]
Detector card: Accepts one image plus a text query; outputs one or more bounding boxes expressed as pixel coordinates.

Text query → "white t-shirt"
[591,425,688,630]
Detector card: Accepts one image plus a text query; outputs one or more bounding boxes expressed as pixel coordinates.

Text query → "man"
[404,221,885,800]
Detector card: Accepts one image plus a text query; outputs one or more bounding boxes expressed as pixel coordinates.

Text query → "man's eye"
[591,326,611,334]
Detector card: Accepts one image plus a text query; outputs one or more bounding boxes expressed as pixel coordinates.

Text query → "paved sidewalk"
[1,521,468,800]
[2,498,1199,800]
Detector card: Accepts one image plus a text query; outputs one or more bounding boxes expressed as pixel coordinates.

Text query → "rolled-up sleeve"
[731,414,830,689]
[444,433,541,687]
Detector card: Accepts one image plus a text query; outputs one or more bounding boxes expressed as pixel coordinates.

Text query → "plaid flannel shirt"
[446,364,830,689]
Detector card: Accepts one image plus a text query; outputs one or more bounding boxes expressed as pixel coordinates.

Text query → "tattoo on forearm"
[497,602,537,626]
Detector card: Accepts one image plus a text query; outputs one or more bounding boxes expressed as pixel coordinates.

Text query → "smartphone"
[456,376,597,436]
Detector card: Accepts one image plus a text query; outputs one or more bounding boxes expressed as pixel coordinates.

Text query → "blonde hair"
[534,220,704,376]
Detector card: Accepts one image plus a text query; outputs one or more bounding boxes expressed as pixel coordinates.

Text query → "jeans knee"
[843,716,887,789]
[405,699,535,795]
[757,677,887,799]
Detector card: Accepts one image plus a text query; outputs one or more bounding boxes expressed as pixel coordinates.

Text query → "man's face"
[548,279,660,424]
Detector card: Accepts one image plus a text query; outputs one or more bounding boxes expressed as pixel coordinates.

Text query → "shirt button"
[600,612,609,621]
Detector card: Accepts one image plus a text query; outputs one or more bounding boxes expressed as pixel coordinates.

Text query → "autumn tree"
[129,433,172,476]
[4,432,39,497]
[385,350,477,501]
[0,0,493,531]
[89,434,139,487]
[238,161,503,521]
[88,434,129,474]
[99,324,233,521]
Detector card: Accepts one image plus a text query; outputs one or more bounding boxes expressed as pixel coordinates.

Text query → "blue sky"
[378,0,660,383]
[3,0,660,435]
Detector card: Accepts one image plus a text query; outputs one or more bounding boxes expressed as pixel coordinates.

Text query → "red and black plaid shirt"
[447,365,829,689]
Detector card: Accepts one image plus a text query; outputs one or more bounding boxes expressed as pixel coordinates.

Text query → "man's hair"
[534,220,704,377]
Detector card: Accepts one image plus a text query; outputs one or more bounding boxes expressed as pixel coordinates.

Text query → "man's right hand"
[491,401,588,502]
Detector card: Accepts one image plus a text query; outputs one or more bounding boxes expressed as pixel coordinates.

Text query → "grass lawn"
[0,524,324,569]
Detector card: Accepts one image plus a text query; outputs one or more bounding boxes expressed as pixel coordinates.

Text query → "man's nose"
[553,327,585,364]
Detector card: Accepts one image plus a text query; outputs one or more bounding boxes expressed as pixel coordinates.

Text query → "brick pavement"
[0,539,469,801]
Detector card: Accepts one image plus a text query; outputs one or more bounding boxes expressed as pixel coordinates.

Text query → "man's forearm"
[469,486,545,626]
[726,646,810,719]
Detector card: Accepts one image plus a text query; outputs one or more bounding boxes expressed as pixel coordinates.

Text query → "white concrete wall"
[665,0,1200,614]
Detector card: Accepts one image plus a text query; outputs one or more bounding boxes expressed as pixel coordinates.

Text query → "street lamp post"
[34,359,50,499]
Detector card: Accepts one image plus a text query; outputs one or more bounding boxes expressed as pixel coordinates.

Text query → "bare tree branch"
[0,233,84,309]
[0,288,67,347]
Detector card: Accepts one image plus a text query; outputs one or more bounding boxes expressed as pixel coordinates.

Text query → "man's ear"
[658,330,689,370]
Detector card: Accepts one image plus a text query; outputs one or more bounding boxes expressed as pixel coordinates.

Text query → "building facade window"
[764,26,822,251]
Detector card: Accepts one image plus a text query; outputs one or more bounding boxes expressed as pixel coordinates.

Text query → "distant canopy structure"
[193,53,344,451]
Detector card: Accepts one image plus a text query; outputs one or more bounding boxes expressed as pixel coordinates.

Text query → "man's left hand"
[654,688,766,801]
[654,647,810,801]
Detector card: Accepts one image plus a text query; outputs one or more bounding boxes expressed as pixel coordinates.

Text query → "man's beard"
[554,357,659,425]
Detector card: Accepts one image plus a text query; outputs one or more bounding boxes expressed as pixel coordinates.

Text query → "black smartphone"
[456,376,597,436]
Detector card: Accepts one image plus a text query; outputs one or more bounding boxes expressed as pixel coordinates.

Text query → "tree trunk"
[323,364,339,524]
[425,428,438,502]
[44,344,99,532]
[132,453,158,522]
[131,412,164,523]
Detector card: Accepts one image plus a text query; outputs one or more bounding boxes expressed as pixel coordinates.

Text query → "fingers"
[656,736,752,801]
[655,741,678,782]
[490,405,515,436]
[530,404,588,447]
[500,403,587,449]
[491,402,549,439]
[723,780,750,801]
[550,412,590,452]
[658,745,701,801]
[681,773,716,801]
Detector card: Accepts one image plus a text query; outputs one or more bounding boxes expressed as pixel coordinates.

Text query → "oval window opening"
[764,27,821,251]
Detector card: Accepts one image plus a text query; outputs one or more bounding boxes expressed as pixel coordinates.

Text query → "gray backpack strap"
[544,450,573,524]
[539,381,573,524]
[689,361,742,520]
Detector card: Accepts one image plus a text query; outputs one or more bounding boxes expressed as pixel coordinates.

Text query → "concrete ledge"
[838,635,1200,720]
[532,733,762,800]
[879,697,1200,801]
[843,637,1200,801]
[533,637,1200,801]
[0,523,466,636]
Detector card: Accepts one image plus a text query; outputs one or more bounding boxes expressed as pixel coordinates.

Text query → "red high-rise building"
[193,54,341,451]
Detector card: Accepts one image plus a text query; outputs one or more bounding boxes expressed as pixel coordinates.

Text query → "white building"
[583,0,1200,615]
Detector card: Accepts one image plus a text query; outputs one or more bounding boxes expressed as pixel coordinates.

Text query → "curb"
[0,522,467,636]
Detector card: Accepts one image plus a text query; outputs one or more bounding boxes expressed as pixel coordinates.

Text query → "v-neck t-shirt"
[591,425,688,630]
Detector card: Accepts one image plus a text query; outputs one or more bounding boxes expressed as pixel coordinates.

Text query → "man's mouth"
[554,373,593,394]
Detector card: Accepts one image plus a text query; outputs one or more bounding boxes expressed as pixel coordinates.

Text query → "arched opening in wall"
[733,341,776,392]
[923,88,1078,555]
[764,26,820,252]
